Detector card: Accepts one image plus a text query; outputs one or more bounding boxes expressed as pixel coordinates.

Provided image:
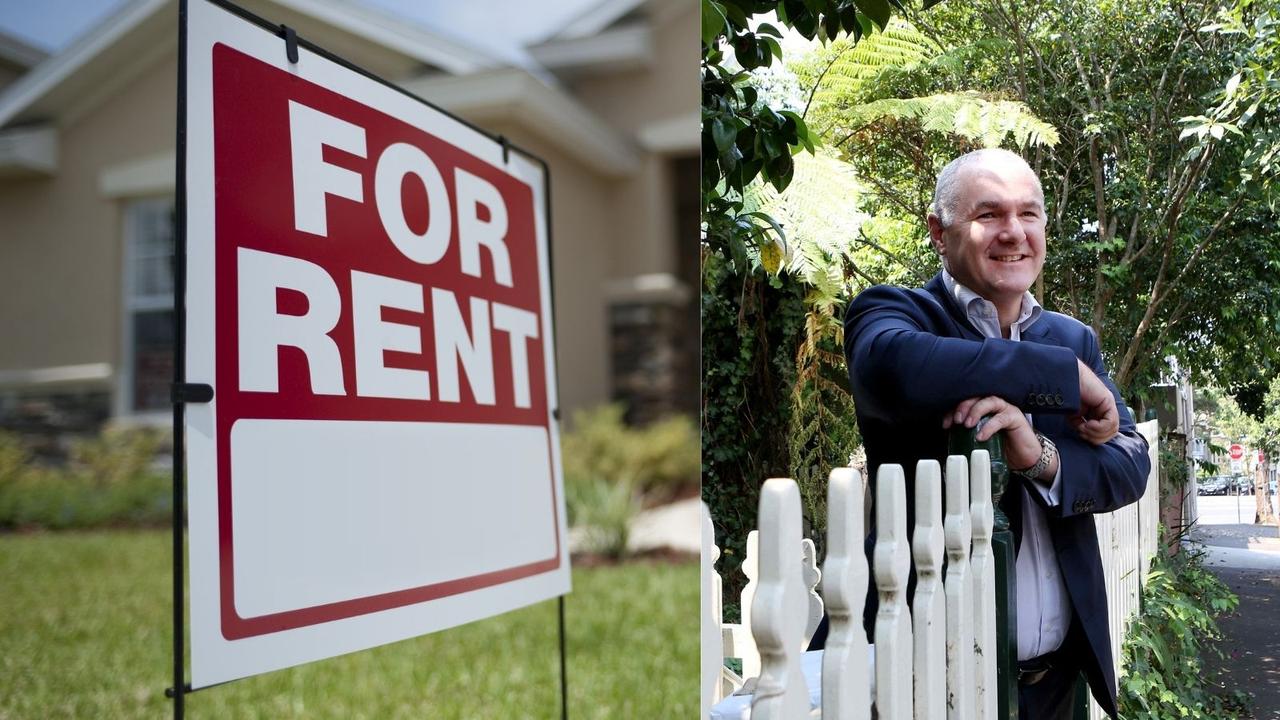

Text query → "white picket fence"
[702,420,1160,719]
[1087,418,1160,720]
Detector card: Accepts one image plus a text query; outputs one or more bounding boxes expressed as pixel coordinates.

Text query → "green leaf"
[767,153,795,192]
[780,110,809,143]
[1225,72,1242,100]
[853,0,892,30]
[762,36,784,61]
[823,11,841,42]
[701,0,728,47]
[836,5,855,34]
[856,12,874,38]
[755,22,783,38]
[712,118,738,153]
[921,0,947,8]
[745,211,788,251]
[723,2,749,29]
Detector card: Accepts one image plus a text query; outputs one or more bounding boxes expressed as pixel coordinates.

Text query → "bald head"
[932,149,1044,227]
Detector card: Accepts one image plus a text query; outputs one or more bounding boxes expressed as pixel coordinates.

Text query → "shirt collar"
[940,268,1043,338]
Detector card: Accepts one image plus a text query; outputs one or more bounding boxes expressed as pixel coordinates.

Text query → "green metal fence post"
[949,421,1019,720]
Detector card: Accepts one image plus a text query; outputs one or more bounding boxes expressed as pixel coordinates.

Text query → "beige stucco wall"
[0,50,177,382]
[568,5,699,138]
[569,3,699,281]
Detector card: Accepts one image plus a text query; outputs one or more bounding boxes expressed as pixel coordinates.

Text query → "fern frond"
[838,92,1060,148]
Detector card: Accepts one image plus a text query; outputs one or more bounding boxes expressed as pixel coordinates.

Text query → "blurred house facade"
[0,0,697,448]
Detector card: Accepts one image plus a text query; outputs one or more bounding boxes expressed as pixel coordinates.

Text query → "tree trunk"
[1254,461,1276,525]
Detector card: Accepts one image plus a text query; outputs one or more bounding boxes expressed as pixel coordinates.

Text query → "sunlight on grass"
[0,531,696,718]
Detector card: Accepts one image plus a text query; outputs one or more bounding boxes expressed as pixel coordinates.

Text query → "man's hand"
[943,396,1043,472]
[1074,359,1119,445]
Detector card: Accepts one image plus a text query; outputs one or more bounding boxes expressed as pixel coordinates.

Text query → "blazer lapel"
[924,273,984,340]
[1021,316,1057,345]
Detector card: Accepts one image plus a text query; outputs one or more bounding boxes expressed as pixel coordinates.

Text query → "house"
[0,0,697,447]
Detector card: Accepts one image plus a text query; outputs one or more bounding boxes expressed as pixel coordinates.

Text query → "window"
[122,198,175,415]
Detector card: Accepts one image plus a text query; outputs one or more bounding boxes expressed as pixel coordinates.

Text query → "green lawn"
[0,531,697,718]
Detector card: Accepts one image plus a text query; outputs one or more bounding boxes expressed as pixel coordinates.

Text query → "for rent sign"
[184,0,567,687]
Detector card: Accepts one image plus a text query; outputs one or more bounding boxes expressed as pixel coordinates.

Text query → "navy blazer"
[843,273,1150,718]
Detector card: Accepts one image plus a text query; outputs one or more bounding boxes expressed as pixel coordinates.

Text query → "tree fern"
[793,20,945,113]
[839,92,1059,148]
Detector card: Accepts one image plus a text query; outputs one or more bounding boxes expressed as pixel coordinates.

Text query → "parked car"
[1198,476,1230,495]
[1234,475,1255,495]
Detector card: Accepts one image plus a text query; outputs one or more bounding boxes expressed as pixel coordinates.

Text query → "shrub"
[0,428,170,531]
[561,404,698,501]
[1117,542,1248,719]
[560,404,697,558]
[565,474,637,559]
[68,427,165,488]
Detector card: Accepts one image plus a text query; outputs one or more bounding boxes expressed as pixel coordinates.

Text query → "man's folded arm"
[1050,329,1151,516]
[845,286,1081,421]
[1052,430,1149,516]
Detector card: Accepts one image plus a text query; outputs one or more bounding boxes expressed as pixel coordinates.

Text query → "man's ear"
[927,214,946,255]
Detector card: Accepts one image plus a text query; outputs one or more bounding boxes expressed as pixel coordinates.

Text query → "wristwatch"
[1013,433,1057,481]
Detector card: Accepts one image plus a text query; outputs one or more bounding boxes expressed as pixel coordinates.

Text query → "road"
[1192,494,1280,719]
[1195,493,1279,526]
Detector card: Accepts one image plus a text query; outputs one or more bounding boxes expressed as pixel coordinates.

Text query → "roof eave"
[402,69,640,178]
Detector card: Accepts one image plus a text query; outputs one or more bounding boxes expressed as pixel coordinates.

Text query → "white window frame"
[116,195,176,423]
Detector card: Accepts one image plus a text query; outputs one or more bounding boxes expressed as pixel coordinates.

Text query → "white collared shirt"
[941,269,1071,661]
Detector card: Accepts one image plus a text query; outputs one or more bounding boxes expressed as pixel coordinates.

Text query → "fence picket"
[875,464,913,718]
[802,538,824,646]
[823,467,871,720]
[944,455,974,720]
[702,503,724,716]
[913,460,946,720]
[968,450,997,720]
[739,530,761,681]
[750,478,810,720]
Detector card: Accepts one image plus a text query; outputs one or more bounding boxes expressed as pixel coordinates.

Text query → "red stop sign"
[1230,444,1245,461]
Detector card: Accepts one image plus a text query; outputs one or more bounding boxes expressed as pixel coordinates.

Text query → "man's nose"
[996,213,1025,242]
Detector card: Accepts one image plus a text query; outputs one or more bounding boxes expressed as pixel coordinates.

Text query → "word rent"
[238,100,539,407]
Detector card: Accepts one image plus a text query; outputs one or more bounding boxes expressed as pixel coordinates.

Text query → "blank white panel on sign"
[230,420,557,618]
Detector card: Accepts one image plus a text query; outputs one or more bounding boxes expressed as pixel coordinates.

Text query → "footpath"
[567,496,702,555]
[1192,498,1280,719]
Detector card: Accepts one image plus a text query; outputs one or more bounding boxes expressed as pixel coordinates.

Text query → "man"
[843,148,1150,719]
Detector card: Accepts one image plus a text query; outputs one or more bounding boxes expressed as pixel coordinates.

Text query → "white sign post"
[181,0,568,689]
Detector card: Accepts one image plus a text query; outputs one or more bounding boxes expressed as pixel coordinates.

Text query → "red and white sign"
[1230,444,1245,461]
[184,1,567,687]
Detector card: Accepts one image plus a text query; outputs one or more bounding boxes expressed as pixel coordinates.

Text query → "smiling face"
[928,157,1046,315]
